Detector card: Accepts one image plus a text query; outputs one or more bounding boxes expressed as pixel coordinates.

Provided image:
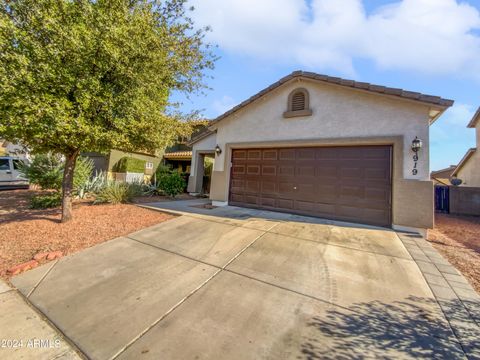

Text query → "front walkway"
[6,199,480,359]
[0,279,82,359]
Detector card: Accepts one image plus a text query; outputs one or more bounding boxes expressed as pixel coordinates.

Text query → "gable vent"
[291,91,306,111]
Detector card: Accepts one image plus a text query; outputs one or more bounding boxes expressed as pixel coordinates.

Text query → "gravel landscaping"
[428,213,480,293]
[0,189,174,279]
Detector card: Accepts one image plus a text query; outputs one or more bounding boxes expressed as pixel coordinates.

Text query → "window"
[283,88,312,118]
[12,159,21,170]
[145,162,153,170]
[0,159,9,171]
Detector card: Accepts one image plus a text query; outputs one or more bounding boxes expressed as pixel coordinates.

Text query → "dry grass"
[428,214,480,292]
[0,189,174,278]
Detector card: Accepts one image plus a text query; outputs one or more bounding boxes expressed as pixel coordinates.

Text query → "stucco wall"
[211,79,431,180]
[456,151,480,187]
[194,78,437,229]
[456,123,480,187]
[187,133,216,193]
[108,149,161,175]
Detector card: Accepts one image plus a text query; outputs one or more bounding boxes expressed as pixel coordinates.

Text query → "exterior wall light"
[411,137,423,152]
[411,137,422,176]
[215,145,222,156]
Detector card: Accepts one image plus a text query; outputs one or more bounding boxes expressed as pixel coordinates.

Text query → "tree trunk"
[61,150,80,223]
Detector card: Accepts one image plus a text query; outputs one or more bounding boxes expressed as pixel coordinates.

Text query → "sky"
[173,0,480,171]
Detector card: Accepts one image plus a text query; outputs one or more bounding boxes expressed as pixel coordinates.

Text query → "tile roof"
[209,71,454,126]
[163,151,192,159]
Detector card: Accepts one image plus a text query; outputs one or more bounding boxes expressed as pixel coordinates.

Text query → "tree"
[0,0,215,221]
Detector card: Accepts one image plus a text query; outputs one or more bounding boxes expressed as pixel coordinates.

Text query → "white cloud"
[190,0,480,77]
[212,95,237,115]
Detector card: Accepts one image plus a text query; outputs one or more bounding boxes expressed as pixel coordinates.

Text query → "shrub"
[152,164,172,185]
[29,193,62,209]
[158,172,186,197]
[18,153,63,191]
[94,182,143,204]
[19,154,94,196]
[73,157,94,197]
[76,170,108,198]
[114,157,146,173]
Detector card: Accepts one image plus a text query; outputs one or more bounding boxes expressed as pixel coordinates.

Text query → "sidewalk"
[0,279,82,360]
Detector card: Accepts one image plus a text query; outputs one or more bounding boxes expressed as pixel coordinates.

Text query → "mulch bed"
[428,214,480,293]
[0,189,175,279]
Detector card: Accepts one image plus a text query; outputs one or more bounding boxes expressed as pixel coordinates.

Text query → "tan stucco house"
[451,107,480,187]
[188,71,453,233]
[430,165,456,186]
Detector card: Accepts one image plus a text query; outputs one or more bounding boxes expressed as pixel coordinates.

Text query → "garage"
[229,146,392,227]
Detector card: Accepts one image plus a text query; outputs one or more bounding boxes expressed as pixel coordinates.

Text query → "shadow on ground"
[299,296,475,359]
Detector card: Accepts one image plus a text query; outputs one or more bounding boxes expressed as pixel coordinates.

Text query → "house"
[84,149,161,181]
[187,71,453,233]
[0,139,29,159]
[162,122,210,174]
[84,122,208,182]
[431,165,456,186]
[451,107,480,187]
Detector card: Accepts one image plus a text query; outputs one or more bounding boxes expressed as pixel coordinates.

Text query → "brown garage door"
[229,146,392,227]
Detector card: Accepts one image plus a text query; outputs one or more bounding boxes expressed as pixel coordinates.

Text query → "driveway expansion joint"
[8,285,88,360]
[114,222,278,360]
[26,259,59,298]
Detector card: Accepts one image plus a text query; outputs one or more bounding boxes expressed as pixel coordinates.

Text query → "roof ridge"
[209,71,454,126]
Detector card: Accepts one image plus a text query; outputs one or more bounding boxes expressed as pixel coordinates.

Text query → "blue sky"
[173,0,480,171]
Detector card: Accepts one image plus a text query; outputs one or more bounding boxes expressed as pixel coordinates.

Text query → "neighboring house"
[451,107,480,187]
[0,139,29,159]
[188,71,453,233]
[162,122,210,174]
[84,149,161,181]
[431,165,456,186]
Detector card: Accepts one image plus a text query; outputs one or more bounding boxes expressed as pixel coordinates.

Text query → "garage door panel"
[278,166,295,176]
[279,149,296,160]
[262,165,277,176]
[365,167,390,180]
[297,166,315,177]
[262,149,278,160]
[340,167,364,179]
[297,148,316,160]
[315,148,338,160]
[277,198,294,210]
[245,180,260,193]
[232,164,245,175]
[230,146,392,227]
[247,150,261,160]
[233,150,247,160]
[261,181,276,194]
[295,200,316,212]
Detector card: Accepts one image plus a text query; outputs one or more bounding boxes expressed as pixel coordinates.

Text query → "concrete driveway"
[11,200,472,359]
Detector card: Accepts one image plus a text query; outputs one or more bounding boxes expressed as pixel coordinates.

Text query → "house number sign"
[412,153,418,175]
[411,136,422,176]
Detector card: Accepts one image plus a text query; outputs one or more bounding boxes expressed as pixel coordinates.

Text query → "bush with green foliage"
[76,169,107,199]
[114,157,146,173]
[158,172,186,197]
[20,154,94,194]
[73,157,94,197]
[152,164,173,185]
[19,153,63,191]
[29,193,62,209]
[94,182,143,204]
